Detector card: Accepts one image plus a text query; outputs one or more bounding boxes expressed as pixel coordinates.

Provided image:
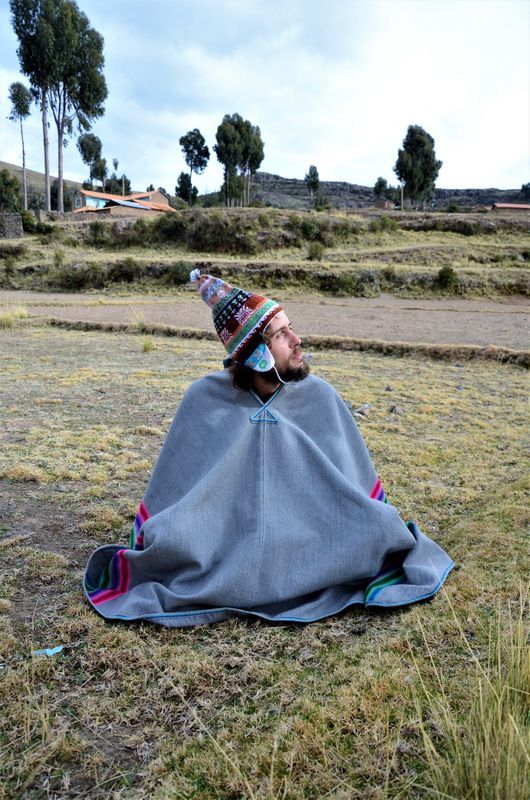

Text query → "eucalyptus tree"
[11,0,56,210]
[373,176,388,198]
[214,114,264,206]
[214,115,243,206]
[304,165,319,204]
[48,1,107,211]
[179,129,209,204]
[237,118,264,206]
[91,158,107,190]
[77,132,102,187]
[176,172,198,205]
[8,81,32,209]
[0,169,22,212]
[104,172,130,195]
[393,125,442,206]
[10,0,108,213]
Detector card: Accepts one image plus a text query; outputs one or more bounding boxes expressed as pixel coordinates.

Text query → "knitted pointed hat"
[190,269,283,371]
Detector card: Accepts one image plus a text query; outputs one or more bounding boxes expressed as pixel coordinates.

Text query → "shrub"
[35,221,53,235]
[369,215,398,233]
[53,249,66,269]
[286,214,303,246]
[108,257,143,283]
[257,211,272,228]
[39,224,63,244]
[48,262,108,291]
[3,256,16,276]
[129,217,152,245]
[316,272,356,295]
[151,212,186,244]
[185,210,259,254]
[314,194,330,211]
[335,218,357,238]
[164,261,190,286]
[301,218,321,241]
[438,265,459,290]
[19,209,37,232]
[453,220,478,236]
[381,265,397,285]
[0,243,27,260]
[287,213,344,246]
[447,203,460,213]
[307,241,324,261]
[88,219,112,246]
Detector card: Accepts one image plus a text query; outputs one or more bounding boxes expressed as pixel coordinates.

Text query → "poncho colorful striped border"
[128,500,149,550]
[86,548,130,606]
[370,477,388,503]
[86,501,150,605]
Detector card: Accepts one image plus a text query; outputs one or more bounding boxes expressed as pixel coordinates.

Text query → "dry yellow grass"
[0,305,28,329]
[0,324,527,798]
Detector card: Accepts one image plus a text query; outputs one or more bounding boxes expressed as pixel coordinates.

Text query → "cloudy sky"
[0,0,528,194]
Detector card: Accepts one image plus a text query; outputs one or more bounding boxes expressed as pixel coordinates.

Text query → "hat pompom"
[189,268,201,283]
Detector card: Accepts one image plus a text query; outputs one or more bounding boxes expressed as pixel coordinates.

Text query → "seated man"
[84,271,453,627]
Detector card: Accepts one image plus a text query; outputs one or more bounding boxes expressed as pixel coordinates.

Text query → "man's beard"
[261,357,311,385]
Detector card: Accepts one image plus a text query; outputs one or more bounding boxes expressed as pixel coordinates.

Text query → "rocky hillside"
[252,171,523,210]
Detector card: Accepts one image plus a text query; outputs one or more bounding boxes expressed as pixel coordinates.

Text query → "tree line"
[176,114,265,207]
[4,3,527,215]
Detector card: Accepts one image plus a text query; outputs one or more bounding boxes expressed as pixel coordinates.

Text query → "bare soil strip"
[1,290,528,349]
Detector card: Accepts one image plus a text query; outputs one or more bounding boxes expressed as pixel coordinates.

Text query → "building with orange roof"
[491,202,530,212]
[72,188,178,215]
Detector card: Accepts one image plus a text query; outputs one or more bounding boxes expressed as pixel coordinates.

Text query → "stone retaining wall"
[38,210,86,223]
[0,213,23,238]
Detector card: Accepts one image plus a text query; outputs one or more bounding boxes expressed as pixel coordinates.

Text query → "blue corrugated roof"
[105,199,151,210]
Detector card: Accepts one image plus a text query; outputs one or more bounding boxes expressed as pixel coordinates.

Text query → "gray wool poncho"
[84,371,453,627]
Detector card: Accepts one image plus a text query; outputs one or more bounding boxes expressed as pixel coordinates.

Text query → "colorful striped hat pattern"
[190,269,283,371]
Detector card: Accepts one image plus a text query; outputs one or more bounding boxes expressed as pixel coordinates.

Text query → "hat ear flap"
[244,342,275,372]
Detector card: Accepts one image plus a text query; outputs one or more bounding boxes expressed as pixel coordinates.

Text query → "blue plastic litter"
[32,645,64,658]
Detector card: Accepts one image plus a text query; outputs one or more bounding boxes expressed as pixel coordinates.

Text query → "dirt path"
[1,289,528,349]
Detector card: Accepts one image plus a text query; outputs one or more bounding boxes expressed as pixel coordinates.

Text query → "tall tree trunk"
[57,118,64,212]
[41,92,50,212]
[20,119,27,211]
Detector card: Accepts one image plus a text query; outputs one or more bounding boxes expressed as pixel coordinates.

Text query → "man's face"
[264,311,307,378]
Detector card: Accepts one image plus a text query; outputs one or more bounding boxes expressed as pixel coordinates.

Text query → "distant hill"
[0,160,83,196]
[2,160,523,211]
[252,172,523,210]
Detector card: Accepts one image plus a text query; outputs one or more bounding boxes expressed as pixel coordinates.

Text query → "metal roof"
[105,199,152,210]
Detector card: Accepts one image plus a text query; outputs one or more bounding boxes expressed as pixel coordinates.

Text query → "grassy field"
[1,207,529,297]
[0,321,528,798]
